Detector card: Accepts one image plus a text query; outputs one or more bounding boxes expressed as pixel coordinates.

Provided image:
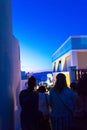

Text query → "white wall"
[0,34,21,130]
[0,0,21,129]
[0,0,12,35]
[78,52,87,69]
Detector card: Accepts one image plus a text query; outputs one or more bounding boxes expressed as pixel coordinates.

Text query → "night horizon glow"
[12,0,87,72]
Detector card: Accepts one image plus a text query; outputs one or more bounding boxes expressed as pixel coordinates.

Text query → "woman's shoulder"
[64,87,75,93]
[20,89,27,94]
[64,87,78,97]
[19,89,28,97]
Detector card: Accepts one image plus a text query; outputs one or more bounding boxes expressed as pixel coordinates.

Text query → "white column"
[69,66,76,83]
[70,51,78,68]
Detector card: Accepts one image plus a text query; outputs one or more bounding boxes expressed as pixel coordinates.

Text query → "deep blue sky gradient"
[12,0,87,72]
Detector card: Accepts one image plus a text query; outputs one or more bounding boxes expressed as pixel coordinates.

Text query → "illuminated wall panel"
[53,72,70,87]
[78,52,87,69]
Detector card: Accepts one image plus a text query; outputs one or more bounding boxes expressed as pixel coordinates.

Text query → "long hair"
[53,73,67,93]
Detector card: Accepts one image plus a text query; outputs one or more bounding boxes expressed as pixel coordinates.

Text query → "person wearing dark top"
[19,76,41,130]
[74,73,87,130]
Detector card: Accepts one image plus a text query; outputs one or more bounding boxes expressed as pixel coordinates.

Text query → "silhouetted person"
[49,73,77,130]
[37,85,46,93]
[19,76,40,130]
[70,81,78,93]
[38,85,51,130]
[74,73,87,130]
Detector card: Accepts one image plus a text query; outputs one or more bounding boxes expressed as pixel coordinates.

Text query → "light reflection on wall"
[53,72,70,87]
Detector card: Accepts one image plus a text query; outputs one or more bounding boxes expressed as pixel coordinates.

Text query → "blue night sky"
[12,0,87,72]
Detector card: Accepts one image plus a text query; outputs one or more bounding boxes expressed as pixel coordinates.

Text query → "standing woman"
[49,73,77,130]
[19,76,40,130]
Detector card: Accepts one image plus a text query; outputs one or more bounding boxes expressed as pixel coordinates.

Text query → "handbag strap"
[57,93,73,115]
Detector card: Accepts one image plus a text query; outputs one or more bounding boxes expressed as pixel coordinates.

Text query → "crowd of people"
[19,73,87,130]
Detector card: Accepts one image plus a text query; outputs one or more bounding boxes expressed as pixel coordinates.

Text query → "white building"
[52,36,87,85]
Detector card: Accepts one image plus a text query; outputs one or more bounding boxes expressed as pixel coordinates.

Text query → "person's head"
[37,85,46,93]
[70,82,77,92]
[77,73,87,96]
[27,76,36,91]
[54,73,67,93]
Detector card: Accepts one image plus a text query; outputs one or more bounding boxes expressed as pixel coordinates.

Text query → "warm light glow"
[53,72,70,87]
[63,72,70,87]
